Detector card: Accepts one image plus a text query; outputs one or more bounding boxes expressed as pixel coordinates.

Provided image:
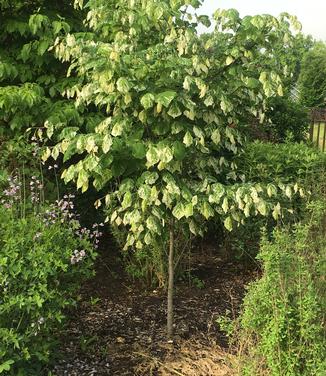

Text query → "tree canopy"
[0,0,84,139]
[40,1,304,247]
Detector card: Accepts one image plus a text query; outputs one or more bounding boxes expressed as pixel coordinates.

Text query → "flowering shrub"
[0,175,100,375]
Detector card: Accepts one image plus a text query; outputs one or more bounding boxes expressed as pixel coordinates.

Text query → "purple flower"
[70,249,86,264]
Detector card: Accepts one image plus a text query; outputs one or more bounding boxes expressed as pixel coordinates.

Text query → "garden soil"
[51,239,258,376]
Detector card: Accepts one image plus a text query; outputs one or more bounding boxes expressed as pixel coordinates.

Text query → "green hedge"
[238,141,326,186]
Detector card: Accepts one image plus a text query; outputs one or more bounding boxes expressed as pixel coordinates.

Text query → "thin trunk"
[167,218,174,340]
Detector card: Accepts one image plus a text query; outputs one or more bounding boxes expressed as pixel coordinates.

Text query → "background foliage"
[298,42,326,108]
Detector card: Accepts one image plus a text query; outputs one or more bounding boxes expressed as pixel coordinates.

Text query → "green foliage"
[263,96,310,142]
[122,246,167,287]
[111,224,193,287]
[0,137,39,183]
[228,142,326,261]
[0,0,89,151]
[45,1,305,260]
[111,224,168,286]
[298,42,326,108]
[0,176,97,374]
[238,141,326,186]
[280,33,315,92]
[235,202,326,376]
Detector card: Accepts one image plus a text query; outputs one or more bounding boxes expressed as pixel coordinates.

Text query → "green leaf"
[131,142,146,159]
[21,43,31,62]
[156,91,177,107]
[267,184,277,197]
[140,93,155,109]
[183,76,192,90]
[244,203,251,217]
[53,20,63,34]
[0,360,14,374]
[168,102,182,118]
[246,77,260,89]
[77,169,89,192]
[222,197,229,213]
[42,147,51,162]
[211,129,221,145]
[200,202,214,219]
[226,56,234,66]
[144,232,152,245]
[209,183,225,203]
[146,216,161,234]
[51,145,60,160]
[272,202,281,220]
[198,15,211,27]
[146,146,159,166]
[37,39,50,55]
[173,141,186,160]
[117,77,131,93]
[158,144,173,163]
[256,200,267,216]
[85,136,96,153]
[285,185,292,198]
[84,155,98,171]
[224,216,233,231]
[111,122,124,137]
[172,202,185,220]
[183,131,193,147]
[122,192,132,209]
[138,185,151,200]
[204,95,214,107]
[102,134,113,153]
[184,203,193,218]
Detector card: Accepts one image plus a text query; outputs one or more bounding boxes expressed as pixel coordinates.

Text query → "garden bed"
[51,245,257,375]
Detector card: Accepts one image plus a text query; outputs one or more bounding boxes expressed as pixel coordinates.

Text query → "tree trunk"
[167,218,175,340]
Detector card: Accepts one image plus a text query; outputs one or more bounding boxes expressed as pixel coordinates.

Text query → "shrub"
[238,141,326,187]
[233,202,326,376]
[111,224,193,287]
[298,42,326,108]
[0,175,99,375]
[263,97,310,142]
[225,142,325,261]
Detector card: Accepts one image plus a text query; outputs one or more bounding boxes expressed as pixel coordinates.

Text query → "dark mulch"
[51,241,258,376]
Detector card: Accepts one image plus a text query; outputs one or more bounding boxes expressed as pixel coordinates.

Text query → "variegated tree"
[47,0,303,338]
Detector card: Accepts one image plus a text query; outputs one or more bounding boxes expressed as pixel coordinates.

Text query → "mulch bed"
[51,243,258,376]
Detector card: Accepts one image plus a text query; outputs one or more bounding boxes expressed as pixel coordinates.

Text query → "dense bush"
[238,141,326,186]
[298,42,326,108]
[234,202,326,376]
[0,176,99,375]
[227,142,326,261]
[0,0,85,140]
[263,97,310,142]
